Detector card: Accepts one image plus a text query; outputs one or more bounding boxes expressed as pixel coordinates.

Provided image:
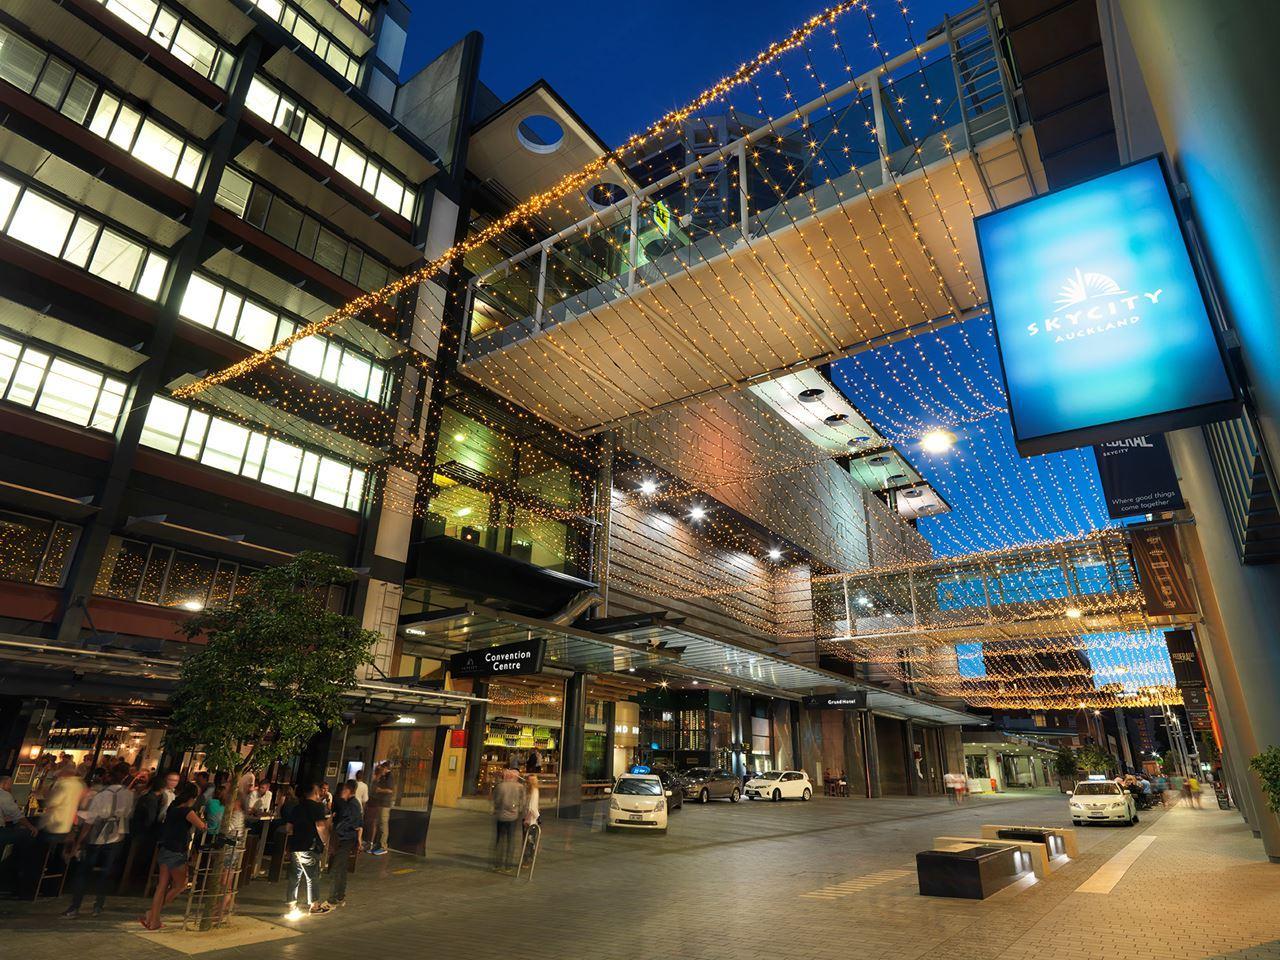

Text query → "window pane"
[180,273,223,327]
[89,378,126,431]
[136,545,172,604]
[215,167,253,217]
[8,190,75,253]
[242,431,267,479]
[179,409,209,458]
[88,229,143,290]
[36,521,79,586]
[346,467,366,510]
[172,24,217,79]
[0,511,51,583]
[162,552,217,608]
[375,173,403,211]
[62,218,99,268]
[209,561,237,607]
[0,176,21,225]
[93,536,149,599]
[60,75,97,125]
[136,251,167,300]
[106,0,158,34]
[33,59,73,109]
[133,119,184,177]
[366,364,385,402]
[245,77,278,121]
[237,301,278,350]
[313,229,346,276]
[261,437,303,491]
[139,395,188,453]
[108,102,142,151]
[34,358,101,426]
[300,115,325,155]
[6,348,49,406]
[298,450,320,496]
[337,351,370,395]
[288,332,324,376]
[0,337,20,396]
[0,29,45,93]
[313,457,351,507]
[200,418,249,473]
[244,185,270,229]
[215,290,243,335]
[335,141,365,184]
[264,196,304,248]
[176,145,203,188]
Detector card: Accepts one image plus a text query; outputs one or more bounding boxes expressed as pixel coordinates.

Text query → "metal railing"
[462,2,1017,362]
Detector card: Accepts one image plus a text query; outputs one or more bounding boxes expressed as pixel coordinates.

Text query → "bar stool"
[29,836,70,900]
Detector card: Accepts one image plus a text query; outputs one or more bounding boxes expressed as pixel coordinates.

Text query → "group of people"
[1117,771,1203,808]
[490,770,541,873]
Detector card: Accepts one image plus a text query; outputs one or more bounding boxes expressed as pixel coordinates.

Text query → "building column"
[861,711,881,798]
[790,701,803,772]
[602,701,616,782]
[558,672,588,819]
[461,680,488,796]
[840,710,863,798]
[903,720,919,796]
[986,748,1005,792]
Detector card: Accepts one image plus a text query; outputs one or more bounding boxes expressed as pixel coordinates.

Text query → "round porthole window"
[585,182,628,211]
[823,413,849,425]
[798,388,825,403]
[516,114,565,155]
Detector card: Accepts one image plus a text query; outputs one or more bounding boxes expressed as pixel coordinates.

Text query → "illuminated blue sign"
[630,765,652,774]
[975,157,1237,456]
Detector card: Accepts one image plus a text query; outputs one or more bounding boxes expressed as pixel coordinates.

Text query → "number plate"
[628,814,646,821]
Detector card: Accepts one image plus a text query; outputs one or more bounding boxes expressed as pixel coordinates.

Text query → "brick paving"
[3,793,1278,960]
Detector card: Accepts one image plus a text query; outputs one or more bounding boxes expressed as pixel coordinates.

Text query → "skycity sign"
[975,156,1238,456]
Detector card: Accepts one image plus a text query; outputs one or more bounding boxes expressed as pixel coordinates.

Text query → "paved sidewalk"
[2,793,1277,960]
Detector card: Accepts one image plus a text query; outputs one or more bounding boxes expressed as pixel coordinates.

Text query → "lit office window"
[0,174,169,299]
[246,75,417,220]
[245,0,363,83]
[0,333,128,432]
[0,27,205,188]
[95,535,260,608]
[94,0,233,86]
[178,271,389,403]
[139,396,368,510]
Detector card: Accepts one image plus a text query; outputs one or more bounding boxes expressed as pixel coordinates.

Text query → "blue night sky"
[403,0,959,148]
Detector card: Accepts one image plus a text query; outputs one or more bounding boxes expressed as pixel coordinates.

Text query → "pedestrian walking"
[65,762,135,917]
[367,763,394,855]
[492,769,524,873]
[324,781,362,908]
[140,782,205,931]
[523,774,541,840]
[1188,775,1202,808]
[284,782,331,917]
[943,771,966,805]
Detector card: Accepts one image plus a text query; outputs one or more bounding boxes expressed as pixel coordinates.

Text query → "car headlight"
[656,799,666,812]
[1069,802,1083,809]
[610,798,620,810]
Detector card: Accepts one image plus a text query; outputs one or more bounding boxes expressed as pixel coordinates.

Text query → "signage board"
[448,638,546,679]
[653,200,671,236]
[1131,526,1197,616]
[802,692,868,711]
[975,156,1237,456]
[1093,435,1186,519]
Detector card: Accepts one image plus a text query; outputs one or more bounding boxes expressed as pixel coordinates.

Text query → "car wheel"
[700,788,710,804]
[730,788,741,803]
[802,787,812,801]
[772,788,781,802]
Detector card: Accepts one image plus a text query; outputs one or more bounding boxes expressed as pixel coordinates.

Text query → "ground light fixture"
[920,428,957,454]
[639,479,658,495]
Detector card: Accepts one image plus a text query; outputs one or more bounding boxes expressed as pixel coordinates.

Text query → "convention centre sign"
[449,638,547,678]
[975,156,1238,456]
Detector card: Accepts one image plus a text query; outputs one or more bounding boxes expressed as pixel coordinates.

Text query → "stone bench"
[981,824,1078,858]
[916,844,1024,899]
[934,836,1052,878]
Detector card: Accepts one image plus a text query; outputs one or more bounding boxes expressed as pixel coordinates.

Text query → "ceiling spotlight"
[691,679,699,685]
[456,506,472,517]
[1065,607,1083,619]
[920,428,956,454]
[856,595,873,607]
[767,548,782,560]
[453,432,467,443]
[639,479,657,495]
[659,680,669,688]
[689,505,706,521]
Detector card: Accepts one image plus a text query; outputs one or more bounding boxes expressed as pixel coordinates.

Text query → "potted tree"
[1248,746,1280,813]
[165,552,377,930]
[1075,744,1114,778]
[1053,746,1079,793]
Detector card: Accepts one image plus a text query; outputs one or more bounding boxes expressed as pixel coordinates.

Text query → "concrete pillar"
[461,680,488,796]
[862,711,881,798]
[797,708,823,783]
[986,748,1005,792]
[602,701,616,782]
[903,720,919,796]
[1168,428,1280,859]
[840,712,863,798]
[558,672,588,819]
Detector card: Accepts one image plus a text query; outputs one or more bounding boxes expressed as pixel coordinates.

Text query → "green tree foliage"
[1053,746,1079,779]
[1248,745,1280,813]
[166,552,377,777]
[1075,743,1114,776]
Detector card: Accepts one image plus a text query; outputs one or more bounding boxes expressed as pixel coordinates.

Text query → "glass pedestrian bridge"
[460,3,1044,432]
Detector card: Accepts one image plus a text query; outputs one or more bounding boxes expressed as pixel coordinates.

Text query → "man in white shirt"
[353,769,369,807]
[158,770,180,820]
[251,782,273,815]
[65,764,135,918]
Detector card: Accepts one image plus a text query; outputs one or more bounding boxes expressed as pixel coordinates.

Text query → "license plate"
[628,814,646,821]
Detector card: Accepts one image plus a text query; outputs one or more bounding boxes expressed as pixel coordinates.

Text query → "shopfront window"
[374,726,439,810]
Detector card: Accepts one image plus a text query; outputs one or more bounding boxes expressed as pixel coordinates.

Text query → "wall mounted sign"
[1093,434,1185,518]
[448,638,547,679]
[975,156,1238,456]
[1131,526,1197,616]
[802,692,868,710]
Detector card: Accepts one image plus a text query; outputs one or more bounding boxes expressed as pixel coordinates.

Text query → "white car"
[605,773,671,832]
[745,770,813,801]
[1069,780,1138,825]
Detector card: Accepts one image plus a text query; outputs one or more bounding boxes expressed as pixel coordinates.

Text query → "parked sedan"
[745,770,814,801]
[681,767,742,803]
[1069,779,1138,825]
[651,766,686,811]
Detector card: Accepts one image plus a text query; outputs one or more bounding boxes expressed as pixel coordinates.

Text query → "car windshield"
[1075,782,1122,796]
[615,778,662,796]
[755,771,783,781]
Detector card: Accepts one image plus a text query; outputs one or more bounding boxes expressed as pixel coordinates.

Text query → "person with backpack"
[64,763,135,917]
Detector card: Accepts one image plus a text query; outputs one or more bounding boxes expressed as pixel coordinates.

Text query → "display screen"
[976,156,1236,455]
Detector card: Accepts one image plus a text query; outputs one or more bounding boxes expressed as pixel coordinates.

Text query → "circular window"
[888,473,908,484]
[585,182,628,211]
[901,488,924,499]
[868,454,892,466]
[823,413,849,425]
[798,388,825,403]
[516,115,565,155]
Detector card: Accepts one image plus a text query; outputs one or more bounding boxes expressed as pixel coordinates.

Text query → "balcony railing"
[463,2,1017,361]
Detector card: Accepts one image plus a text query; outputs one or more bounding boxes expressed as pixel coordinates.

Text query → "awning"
[399,604,978,727]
